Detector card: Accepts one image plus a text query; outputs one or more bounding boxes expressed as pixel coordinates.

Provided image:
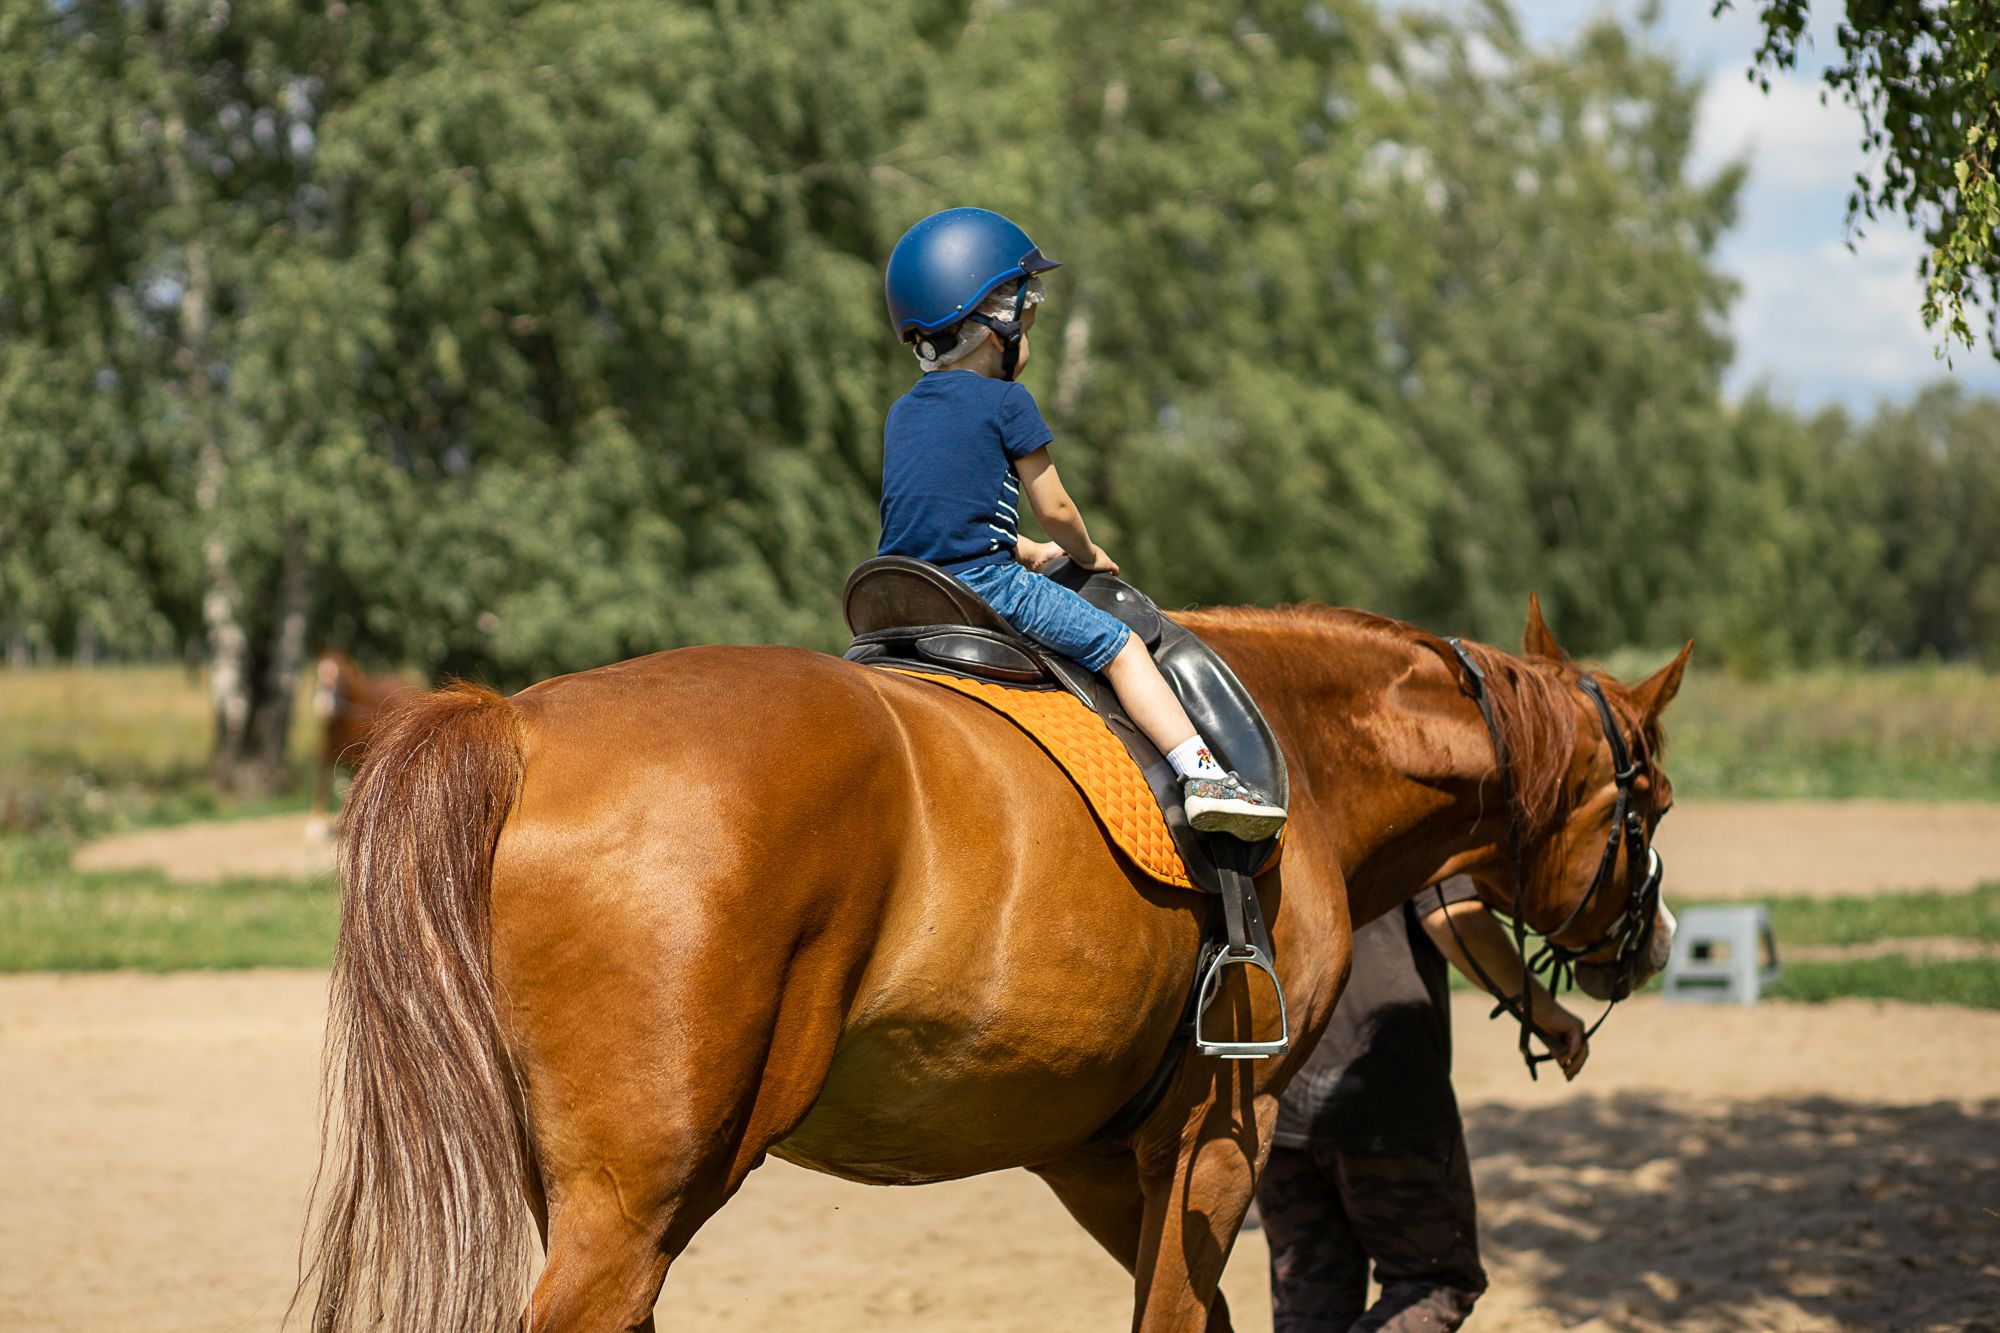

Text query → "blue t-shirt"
[878,371,1055,572]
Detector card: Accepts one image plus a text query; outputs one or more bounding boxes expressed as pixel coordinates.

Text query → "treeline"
[2,0,1998,790]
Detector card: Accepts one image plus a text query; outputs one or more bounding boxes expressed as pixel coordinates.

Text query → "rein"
[1441,637,1665,1079]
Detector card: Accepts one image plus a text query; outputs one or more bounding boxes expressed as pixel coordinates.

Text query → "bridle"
[1442,637,1667,1078]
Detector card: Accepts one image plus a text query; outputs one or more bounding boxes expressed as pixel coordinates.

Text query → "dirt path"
[72,813,337,884]
[71,799,2000,898]
[1651,800,2000,899]
[3,973,1994,1332]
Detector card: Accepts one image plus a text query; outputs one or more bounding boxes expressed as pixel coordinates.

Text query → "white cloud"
[1724,228,1999,408]
[1693,72,1862,194]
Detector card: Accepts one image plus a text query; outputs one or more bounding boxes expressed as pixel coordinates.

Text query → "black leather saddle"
[843,554,1288,888]
[843,554,1291,1072]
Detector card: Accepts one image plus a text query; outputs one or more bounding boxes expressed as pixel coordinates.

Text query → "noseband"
[1443,638,1667,1077]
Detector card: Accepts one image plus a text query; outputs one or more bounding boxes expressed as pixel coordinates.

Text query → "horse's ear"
[1523,593,1567,661]
[1631,640,1694,721]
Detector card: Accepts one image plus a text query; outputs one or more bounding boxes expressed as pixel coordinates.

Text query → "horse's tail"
[295,682,533,1333]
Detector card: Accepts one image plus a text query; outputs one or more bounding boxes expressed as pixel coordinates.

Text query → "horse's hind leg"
[521,982,840,1333]
[507,910,850,1331]
[525,1024,807,1331]
[532,1181,671,1333]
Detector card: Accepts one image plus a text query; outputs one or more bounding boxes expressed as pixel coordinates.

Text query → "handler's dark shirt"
[1273,878,1480,1150]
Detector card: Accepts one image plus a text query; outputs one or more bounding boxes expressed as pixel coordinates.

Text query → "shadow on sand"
[1464,1092,2000,1332]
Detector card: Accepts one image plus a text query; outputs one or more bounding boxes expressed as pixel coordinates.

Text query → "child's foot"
[1182,772,1287,841]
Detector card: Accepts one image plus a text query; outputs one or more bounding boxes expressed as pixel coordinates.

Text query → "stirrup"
[1193,942,1290,1059]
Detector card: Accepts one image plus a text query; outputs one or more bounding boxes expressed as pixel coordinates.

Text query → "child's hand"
[1076,544,1120,576]
[1016,538,1066,573]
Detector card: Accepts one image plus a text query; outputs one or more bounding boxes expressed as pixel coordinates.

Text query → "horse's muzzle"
[1574,899,1677,1001]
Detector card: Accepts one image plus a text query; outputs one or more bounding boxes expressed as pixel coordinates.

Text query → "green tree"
[1843,385,2000,663]
[1373,12,1744,653]
[0,0,341,787]
[297,0,951,679]
[897,0,1456,612]
[3,0,960,794]
[895,3,1752,658]
[14,0,1997,776]
[1722,1,2000,355]
[1691,396,1881,671]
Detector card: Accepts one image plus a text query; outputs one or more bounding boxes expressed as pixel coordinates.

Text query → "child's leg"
[960,565,1205,759]
[953,564,1282,833]
[1104,633,1285,837]
[1102,634,1202,757]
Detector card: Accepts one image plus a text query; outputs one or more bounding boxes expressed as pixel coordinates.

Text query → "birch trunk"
[161,92,256,791]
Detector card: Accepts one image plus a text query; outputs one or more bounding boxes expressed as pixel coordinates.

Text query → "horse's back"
[494,645,917,958]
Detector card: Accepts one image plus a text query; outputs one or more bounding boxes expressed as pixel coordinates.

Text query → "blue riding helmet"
[885,209,1060,377]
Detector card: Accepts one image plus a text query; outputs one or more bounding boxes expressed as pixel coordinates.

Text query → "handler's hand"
[1539,1004,1590,1081]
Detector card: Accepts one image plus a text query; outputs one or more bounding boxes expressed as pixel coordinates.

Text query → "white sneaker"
[1182,771,1287,841]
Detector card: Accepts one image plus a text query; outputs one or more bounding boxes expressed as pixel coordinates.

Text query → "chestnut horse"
[305,650,417,839]
[298,599,1687,1333]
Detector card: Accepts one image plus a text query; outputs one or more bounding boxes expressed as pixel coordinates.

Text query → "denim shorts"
[955,560,1132,672]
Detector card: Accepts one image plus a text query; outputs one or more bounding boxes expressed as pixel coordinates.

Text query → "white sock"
[1166,736,1226,780]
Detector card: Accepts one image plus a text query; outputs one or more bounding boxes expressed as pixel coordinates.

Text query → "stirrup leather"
[1192,851,1290,1059]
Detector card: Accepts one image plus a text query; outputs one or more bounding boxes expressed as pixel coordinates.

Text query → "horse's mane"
[1184,602,1584,847]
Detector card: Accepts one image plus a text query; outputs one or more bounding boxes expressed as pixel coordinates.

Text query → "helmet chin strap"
[966,279,1032,381]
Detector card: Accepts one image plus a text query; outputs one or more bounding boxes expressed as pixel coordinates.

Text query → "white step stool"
[1662,904,1781,1004]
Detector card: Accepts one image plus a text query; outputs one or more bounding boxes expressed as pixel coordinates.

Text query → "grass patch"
[1754,882,2000,947]
[1725,884,2000,1010]
[0,834,335,971]
[1448,953,2000,1011]
[0,664,320,837]
[1602,657,2000,801]
[1764,958,2000,1009]
[0,665,216,781]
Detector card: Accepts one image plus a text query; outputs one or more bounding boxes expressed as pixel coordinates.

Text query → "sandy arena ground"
[25,801,2000,1330]
[68,798,2000,897]
[3,972,1996,1333]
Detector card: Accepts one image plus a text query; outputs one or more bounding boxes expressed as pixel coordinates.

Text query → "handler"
[1258,876,1591,1333]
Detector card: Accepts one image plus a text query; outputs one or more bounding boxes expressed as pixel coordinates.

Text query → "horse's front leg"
[1129,1055,1279,1333]
[1031,1140,1244,1333]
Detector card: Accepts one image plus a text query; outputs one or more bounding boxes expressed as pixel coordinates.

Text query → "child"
[879,207,1285,841]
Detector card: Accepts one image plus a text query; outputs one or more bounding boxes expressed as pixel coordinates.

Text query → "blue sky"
[1418,1,2000,413]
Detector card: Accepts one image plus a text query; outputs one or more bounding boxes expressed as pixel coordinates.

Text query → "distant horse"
[299,599,1688,1332]
[305,651,417,839]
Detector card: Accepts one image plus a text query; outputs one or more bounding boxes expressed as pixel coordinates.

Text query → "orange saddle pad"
[889,667,1196,889]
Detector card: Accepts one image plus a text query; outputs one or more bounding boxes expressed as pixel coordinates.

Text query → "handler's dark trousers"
[1257,1129,1487,1333]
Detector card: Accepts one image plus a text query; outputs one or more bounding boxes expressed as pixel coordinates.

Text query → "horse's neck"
[1185,608,1506,929]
